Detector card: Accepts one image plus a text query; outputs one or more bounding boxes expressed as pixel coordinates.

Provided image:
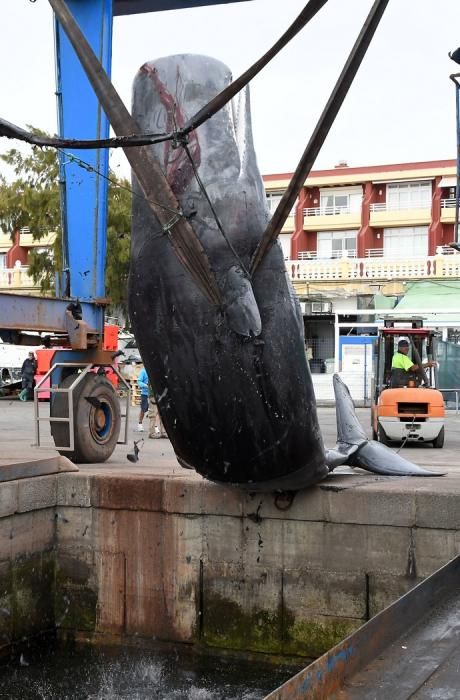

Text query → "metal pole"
[453,75,460,243]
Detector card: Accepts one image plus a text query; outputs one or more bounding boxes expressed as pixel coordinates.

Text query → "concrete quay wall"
[1,471,459,658]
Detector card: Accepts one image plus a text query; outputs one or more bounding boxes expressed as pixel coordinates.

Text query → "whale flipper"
[329,374,445,477]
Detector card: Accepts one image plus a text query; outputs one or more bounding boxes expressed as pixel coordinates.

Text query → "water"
[0,642,302,699]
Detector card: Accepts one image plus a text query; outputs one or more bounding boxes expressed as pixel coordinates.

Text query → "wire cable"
[57,148,186,221]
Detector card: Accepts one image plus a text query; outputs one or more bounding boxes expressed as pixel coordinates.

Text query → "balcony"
[369,201,431,227]
[19,229,56,248]
[0,266,37,293]
[440,198,458,224]
[302,205,361,231]
[287,248,460,283]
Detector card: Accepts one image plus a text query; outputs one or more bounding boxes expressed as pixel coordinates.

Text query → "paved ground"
[0,397,459,479]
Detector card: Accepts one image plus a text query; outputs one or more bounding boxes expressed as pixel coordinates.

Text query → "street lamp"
[448,48,460,251]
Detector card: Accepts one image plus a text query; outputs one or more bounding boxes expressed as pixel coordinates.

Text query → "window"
[319,187,362,215]
[0,254,6,269]
[266,190,296,216]
[278,234,291,261]
[317,230,358,258]
[383,227,428,257]
[266,191,283,214]
[386,181,431,210]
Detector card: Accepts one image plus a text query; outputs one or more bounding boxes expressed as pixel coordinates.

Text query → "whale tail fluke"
[326,374,445,477]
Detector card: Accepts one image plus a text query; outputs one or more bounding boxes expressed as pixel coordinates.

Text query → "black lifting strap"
[250,0,391,275]
[179,0,329,137]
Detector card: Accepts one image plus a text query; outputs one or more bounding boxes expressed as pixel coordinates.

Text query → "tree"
[0,132,132,317]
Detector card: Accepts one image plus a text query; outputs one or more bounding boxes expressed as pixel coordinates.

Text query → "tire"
[377,424,393,447]
[50,372,121,463]
[432,426,445,449]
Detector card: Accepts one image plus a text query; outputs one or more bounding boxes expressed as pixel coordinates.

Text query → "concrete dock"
[0,399,459,663]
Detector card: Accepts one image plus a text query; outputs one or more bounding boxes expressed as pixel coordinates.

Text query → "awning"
[373,294,397,310]
[393,280,460,322]
[439,176,458,188]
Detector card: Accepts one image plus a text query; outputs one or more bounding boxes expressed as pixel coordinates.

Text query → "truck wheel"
[377,424,393,447]
[50,372,121,463]
[432,427,445,449]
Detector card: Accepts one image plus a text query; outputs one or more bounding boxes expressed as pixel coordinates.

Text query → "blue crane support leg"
[55,0,113,329]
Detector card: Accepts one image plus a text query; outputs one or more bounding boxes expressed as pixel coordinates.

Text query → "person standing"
[148,392,167,439]
[136,366,149,432]
[19,352,37,401]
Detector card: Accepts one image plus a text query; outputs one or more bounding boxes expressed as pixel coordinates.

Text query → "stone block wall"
[0,475,57,653]
[1,470,459,659]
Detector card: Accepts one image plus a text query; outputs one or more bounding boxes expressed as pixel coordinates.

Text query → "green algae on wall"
[0,553,55,651]
[203,593,284,654]
[55,556,97,633]
[283,615,362,658]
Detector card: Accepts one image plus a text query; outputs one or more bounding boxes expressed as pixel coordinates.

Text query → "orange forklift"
[371,318,445,448]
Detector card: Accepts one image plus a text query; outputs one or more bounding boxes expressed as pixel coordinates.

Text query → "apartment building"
[0,228,55,293]
[264,159,459,401]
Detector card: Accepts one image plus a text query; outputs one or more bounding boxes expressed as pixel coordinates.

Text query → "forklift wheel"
[50,372,121,463]
[432,427,445,449]
[377,424,393,447]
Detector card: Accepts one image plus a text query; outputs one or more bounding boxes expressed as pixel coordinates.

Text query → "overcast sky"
[0,0,459,178]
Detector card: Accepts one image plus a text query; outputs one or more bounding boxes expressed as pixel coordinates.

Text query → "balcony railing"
[0,265,36,291]
[288,249,460,283]
[369,200,431,212]
[441,198,458,208]
[303,205,355,216]
[298,250,357,260]
[363,246,456,258]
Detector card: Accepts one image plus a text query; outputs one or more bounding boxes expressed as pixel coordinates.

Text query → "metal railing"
[297,249,357,260]
[297,245,459,262]
[441,198,457,208]
[369,200,431,212]
[303,205,357,216]
[440,389,460,415]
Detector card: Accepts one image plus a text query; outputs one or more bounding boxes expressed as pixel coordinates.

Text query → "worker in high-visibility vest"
[391,339,436,387]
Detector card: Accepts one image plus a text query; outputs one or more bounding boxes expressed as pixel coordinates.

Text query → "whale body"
[129,54,328,491]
